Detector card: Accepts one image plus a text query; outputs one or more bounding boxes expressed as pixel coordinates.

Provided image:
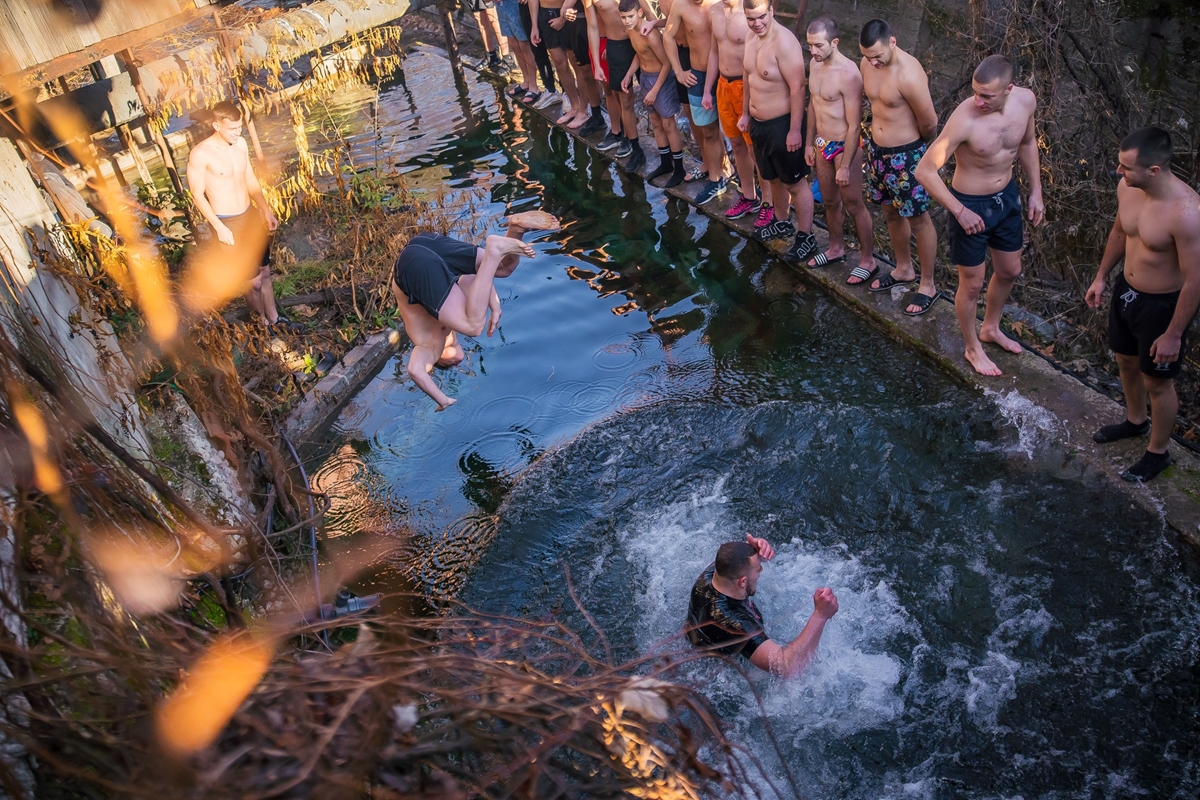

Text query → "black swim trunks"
[605,37,636,92]
[393,233,479,319]
[1108,272,1187,379]
[215,207,272,268]
[677,44,691,72]
[750,112,810,186]
[536,6,565,50]
[686,563,769,658]
[564,14,590,68]
[947,178,1023,267]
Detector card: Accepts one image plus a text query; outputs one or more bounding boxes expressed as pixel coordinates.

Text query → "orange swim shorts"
[716,75,753,147]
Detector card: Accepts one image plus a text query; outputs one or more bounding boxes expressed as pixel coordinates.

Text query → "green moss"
[275,259,336,297]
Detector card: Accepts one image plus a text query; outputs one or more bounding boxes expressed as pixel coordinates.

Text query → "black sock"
[591,105,603,119]
[628,136,639,145]
[648,148,673,180]
[665,150,686,187]
[1093,418,1151,444]
[1122,449,1172,482]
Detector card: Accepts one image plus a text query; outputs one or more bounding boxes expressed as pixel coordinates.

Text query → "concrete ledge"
[505,81,1200,552]
[282,328,404,445]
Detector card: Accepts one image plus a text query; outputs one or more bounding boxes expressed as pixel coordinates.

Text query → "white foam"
[983,389,1062,459]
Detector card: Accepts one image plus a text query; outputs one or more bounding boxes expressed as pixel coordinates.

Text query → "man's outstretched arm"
[748,587,838,678]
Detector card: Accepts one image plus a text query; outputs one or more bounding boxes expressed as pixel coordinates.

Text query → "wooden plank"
[0,3,213,88]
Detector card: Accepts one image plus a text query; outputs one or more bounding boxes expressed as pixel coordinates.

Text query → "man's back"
[686,563,768,657]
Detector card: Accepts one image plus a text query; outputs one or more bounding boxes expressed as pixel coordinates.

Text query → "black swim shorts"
[677,44,691,72]
[537,6,565,50]
[947,178,1024,267]
[606,37,636,92]
[215,207,271,268]
[393,233,479,319]
[564,15,590,67]
[1108,272,1187,379]
[749,112,810,186]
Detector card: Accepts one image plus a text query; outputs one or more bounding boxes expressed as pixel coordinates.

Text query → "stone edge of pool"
[494,63,1200,552]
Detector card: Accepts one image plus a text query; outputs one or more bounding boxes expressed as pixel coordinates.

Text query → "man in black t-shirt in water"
[686,535,838,677]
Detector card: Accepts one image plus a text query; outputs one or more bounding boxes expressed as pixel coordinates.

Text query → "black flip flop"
[807,252,845,268]
[846,265,879,287]
[868,270,919,293]
[902,292,938,316]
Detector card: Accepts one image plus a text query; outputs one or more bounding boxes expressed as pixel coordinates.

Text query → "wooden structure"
[0,0,217,88]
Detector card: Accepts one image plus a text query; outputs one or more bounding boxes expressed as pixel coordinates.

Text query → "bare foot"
[979,326,1023,354]
[505,210,561,235]
[808,247,846,267]
[435,398,457,412]
[555,108,574,125]
[965,347,1002,377]
[485,234,536,259]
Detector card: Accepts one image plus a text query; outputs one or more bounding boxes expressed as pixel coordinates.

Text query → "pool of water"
[307,46,1200,799]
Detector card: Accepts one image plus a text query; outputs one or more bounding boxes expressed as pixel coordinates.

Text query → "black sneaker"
[597,132,623,151]
[1121,449,1172,482]
[614,139,634,158]
[578,115,607,136]
[756,218,796,241]
[696,177,728,205]
[626,146,646,171]
[784,231,819,264]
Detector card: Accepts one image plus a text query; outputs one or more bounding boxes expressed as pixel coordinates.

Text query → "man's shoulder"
[1167,179,1200,233]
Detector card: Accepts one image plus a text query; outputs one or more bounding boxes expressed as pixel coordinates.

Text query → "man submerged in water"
[687,535,838,676]
[391,211,560,410]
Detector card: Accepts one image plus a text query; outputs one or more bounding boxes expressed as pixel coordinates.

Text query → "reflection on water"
[305,47,1200,798]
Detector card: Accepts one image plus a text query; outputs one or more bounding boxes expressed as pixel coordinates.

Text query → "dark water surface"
[308,47,1200,799]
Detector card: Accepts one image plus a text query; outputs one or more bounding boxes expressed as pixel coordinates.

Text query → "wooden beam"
[1,5,214,90]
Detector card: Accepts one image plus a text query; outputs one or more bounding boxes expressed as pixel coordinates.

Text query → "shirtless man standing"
[530,0,590,130]
[391,211,559,410]
[740,0,817,263]
[916,55,1044,376]
[1085,127,1200,482]
[705,0,760,221]
[664,0,728,205]
[620,0,687,185]
[804,17,875,276]
[187,101,295,331]
[856,19,939,315]
[583,0,649,169]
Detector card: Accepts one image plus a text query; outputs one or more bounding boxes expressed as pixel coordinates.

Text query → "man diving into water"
[391,211,560,410]
[687,535,838,677]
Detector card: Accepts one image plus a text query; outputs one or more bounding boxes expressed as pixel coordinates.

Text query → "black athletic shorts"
[1108,272,1187,379]
[463,0,494,12]
[215,207,271,268]
[393,233,479,319]
[606,38,636,91]
[947,178,1024,267]
[537,7,565,50]
[564,15,590,67]
[749,112,810,185]
[677,44,691,72]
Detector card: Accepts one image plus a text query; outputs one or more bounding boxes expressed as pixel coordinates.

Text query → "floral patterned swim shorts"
[862,135,932,218]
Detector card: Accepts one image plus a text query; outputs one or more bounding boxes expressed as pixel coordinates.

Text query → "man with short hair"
[530,0,591,129]
[583,0,650,168]
[619,0,687,185]
[1085,126,1200,482]
[186,100,296,332]
[705,0,760,221]
[856,19,939,314]
[687,534,839,677]
[391,211,560,410]
[916,55,1045,376]
[804,16,875,276]
[664,0,729,205]
[740,0,818,263]
[557,0,609,135]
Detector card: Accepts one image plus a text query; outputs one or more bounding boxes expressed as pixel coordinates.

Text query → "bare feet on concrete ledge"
[505,211,561,235]
[964,346,1003,377]
[979,326,1023,355]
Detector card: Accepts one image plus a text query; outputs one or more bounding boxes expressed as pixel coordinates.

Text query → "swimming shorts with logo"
[536,6,565,49]
[750,112,810,185]
[496,0,527,42]
[947,178,1023,267]
[685,68,718,126]
[393,233,479,319]
[862,134,932,218]
[815,137,844,161]
[605,37,636,92]
[1108,272,1187,379]
[686,563,769,658]
[637,68,681,118]
[716,74,752,146]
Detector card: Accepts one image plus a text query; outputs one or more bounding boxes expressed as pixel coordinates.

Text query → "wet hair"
[859,19,892,48]
[1121,126,1173,168]
[618,0,640,12]
[973,54,1014,86]
[211,100,243,123]
[715,542,759,580]
[808,16,839,43]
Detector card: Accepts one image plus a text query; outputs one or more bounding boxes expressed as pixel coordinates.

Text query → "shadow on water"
[302,49,1200,798]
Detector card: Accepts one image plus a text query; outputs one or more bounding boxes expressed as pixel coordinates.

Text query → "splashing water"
[982,389,1063,459]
